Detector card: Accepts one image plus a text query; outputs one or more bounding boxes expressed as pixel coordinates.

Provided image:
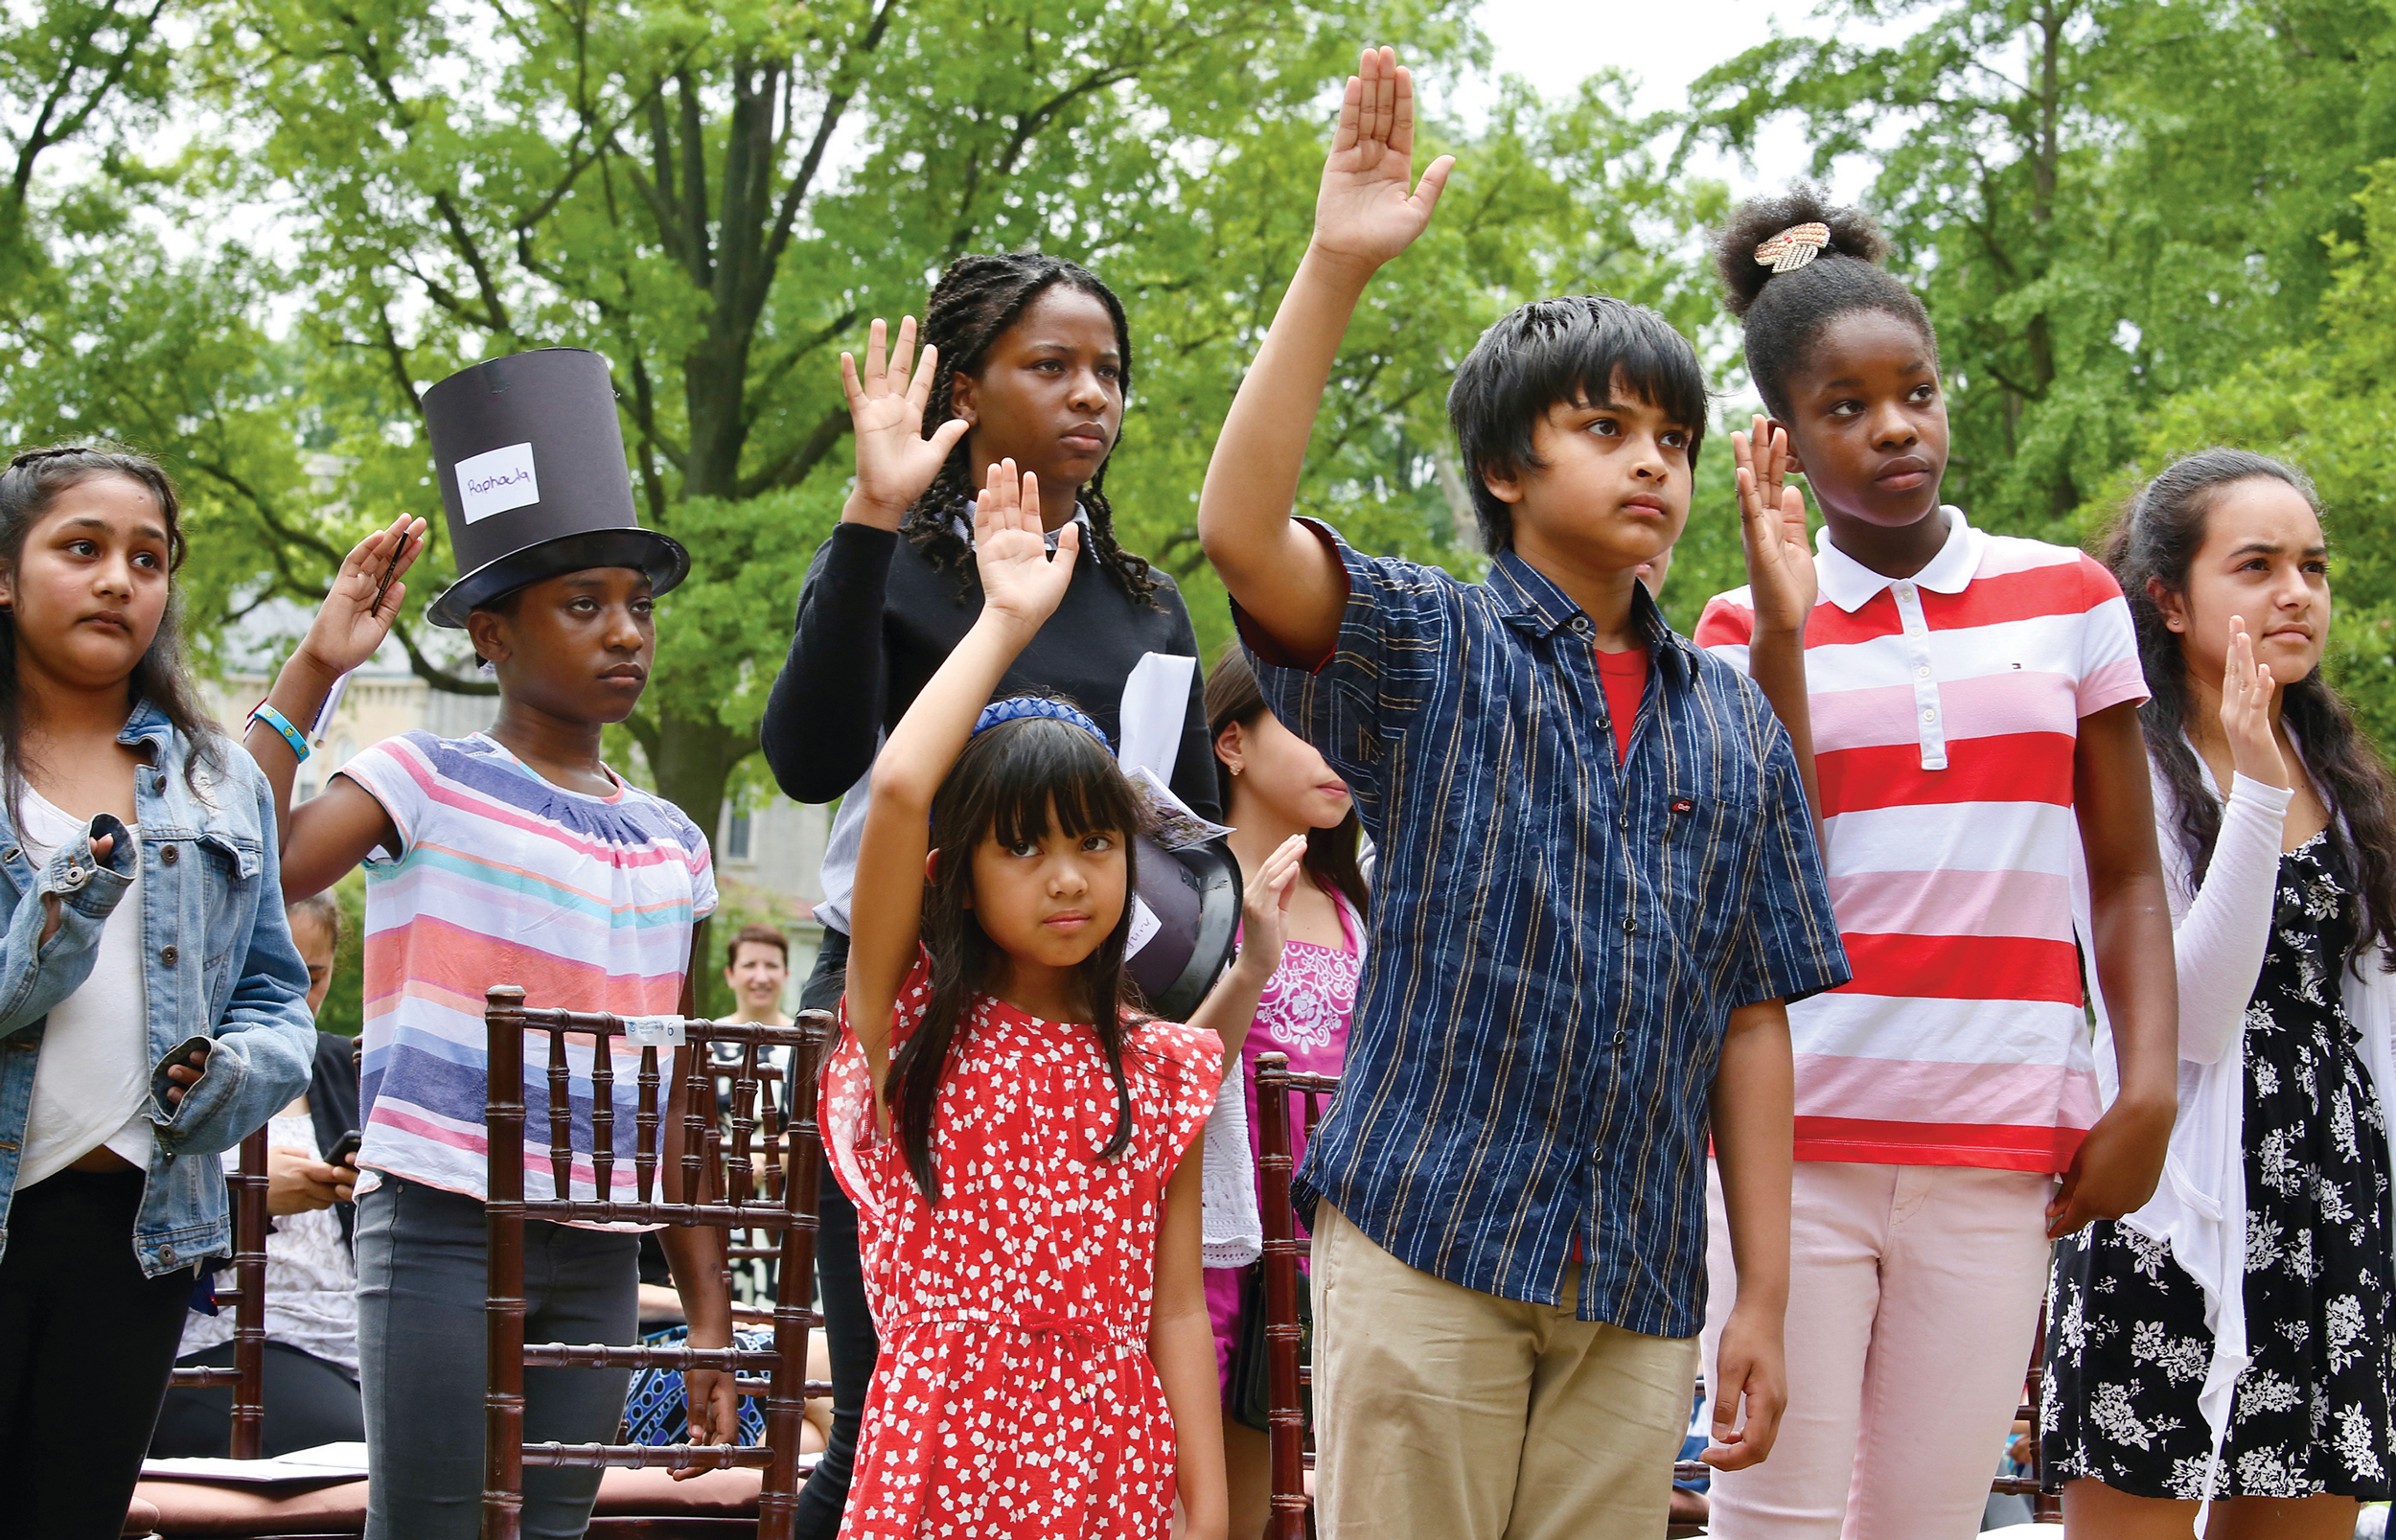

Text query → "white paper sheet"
[1116,652,1196,781]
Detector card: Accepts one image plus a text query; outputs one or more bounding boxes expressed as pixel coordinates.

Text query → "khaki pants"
[1310,1203,1699,1540]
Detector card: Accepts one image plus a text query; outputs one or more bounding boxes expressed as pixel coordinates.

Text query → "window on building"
[726,810,751,862]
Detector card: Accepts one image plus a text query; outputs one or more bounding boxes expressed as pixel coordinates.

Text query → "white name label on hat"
[454,441,541,524]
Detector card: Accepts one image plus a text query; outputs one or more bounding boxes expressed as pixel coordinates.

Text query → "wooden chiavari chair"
[1991,1308,2063,1524]
[162,1126,272,1460]
[480,989,830,1540]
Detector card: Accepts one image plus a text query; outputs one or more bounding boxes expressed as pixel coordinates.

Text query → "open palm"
[1311,46,1455,271]
[842,315,969,529]
[1735,417,1816,632]
[973,460,1076,630]
[300,514,426,678]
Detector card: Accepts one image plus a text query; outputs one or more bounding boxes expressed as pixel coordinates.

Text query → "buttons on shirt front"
[160,945,178,966]
[1622,919,1637,933]
[1921,707,1937,724]
[1616,814,1630,830]
[1571,616,1592,636]
[1916,665,1932,678]
[160,845,177,865]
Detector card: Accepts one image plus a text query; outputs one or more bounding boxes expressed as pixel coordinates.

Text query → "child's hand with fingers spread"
[1308,46,1455,276]
[973,460,1077,632]
[1734,416,1814,635]
[842,315,969,531]
[297,514,427,682]
[2221,615,2288,791]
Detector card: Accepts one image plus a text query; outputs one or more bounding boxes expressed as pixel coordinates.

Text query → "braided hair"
[1713,183,1936,422]
[901,253,1161,608]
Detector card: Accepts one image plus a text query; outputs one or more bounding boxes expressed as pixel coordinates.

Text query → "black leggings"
[794,930,877,1540]
[150,1339,365,1458]
[0,1168,195,1540]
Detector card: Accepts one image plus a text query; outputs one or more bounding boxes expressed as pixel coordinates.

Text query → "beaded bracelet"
[249,701,311,763]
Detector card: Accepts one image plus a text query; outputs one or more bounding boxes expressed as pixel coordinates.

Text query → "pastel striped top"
[339,731,716,1215]
[1694,509,2146,1173]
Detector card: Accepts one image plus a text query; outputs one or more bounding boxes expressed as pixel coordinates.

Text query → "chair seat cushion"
[131,1478,368,1536]
[130,1462,766,1536]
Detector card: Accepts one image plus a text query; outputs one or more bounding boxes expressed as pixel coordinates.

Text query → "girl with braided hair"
[761,253,1219,1536]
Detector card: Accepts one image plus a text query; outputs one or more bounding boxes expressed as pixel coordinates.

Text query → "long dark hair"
[2102,446,2396,967]
[888,712,1146,1203]
[1204,644,1370,918]
[900,252,1160,607]
[0,446,221,827]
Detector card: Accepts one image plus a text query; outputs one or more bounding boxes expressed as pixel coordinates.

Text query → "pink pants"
[1701,1160,2054,1540]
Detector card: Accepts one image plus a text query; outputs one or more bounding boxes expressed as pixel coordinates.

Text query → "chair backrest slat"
[546,1028,573,1199]
[481,982,829,1540]
[1254,1052,1314,1540]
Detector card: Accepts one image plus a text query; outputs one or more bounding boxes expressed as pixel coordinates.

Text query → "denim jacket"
[0,701,314,1275]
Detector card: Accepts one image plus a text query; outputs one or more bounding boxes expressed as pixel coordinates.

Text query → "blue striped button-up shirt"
[1239,523,1849,1337]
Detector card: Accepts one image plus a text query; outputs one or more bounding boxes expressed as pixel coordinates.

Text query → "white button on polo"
[1922,707,1937,723]
[1917,664,1932,678]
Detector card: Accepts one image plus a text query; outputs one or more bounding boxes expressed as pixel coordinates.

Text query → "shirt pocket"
[195,831,263,977]
[1656,785,1762,957]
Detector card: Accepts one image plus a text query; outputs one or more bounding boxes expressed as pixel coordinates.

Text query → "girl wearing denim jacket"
[0,447,316,1539]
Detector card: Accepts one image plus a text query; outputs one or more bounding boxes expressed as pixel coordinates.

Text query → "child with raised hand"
[1195,47,1849,1539]
[2043,449,2396,1540]
[0,446,316,1538]
[1186,645,1367,1536]
[824,460,1226,1540]
[243,363,738,1538]
[1692,184,2179,1540]
[762,266,1219,1535]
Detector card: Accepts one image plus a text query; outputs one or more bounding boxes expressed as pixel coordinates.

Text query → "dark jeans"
[794,929,877,1539]
[150,1339,365,1458]
[0,1168,194,1540]
[357,1174,637,1540]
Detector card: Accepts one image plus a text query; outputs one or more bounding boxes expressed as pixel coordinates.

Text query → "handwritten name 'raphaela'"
[466,467,534,496]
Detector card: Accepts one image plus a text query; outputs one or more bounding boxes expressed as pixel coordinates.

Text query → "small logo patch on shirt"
[1669,796,1695,816]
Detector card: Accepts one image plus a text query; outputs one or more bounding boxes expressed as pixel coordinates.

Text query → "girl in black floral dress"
[2045,448,2396,1539]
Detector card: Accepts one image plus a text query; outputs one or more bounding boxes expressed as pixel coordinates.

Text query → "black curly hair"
[899,252,1160,608]
[1713,183,1937,422]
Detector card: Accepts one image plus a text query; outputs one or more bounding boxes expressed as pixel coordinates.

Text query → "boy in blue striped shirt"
[1195,47,1848,1539]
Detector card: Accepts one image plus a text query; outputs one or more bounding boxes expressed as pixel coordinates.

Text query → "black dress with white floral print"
[2043,832,2393,1501]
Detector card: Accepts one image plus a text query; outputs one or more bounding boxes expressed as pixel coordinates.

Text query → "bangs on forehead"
[962,718,1138,850]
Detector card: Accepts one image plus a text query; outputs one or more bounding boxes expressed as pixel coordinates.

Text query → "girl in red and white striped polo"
[1691,186,2181,1540]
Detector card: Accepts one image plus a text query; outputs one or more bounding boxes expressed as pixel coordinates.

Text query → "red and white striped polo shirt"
[1694,509,2147,1172]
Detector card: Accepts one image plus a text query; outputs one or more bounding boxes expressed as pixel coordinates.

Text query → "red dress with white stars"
[820,953,1224,1539]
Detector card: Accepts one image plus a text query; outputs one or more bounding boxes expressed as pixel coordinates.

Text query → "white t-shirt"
[179,1112,359,1374]
[19,786,150,1185]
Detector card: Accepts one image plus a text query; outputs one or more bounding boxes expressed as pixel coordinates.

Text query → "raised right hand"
[298,514,426,679]
[841,316,970,530]
[1734,417,1815,635]
[1309,47,1454,276]
[973,460,1077,631]
[2220,614,2288,790]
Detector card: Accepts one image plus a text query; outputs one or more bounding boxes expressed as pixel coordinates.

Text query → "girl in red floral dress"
[823,454,1228,1540]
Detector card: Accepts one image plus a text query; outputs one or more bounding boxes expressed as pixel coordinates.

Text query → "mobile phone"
[327,1130,363,1169]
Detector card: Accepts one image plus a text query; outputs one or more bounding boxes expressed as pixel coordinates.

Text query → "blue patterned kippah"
[971,696,1113,751]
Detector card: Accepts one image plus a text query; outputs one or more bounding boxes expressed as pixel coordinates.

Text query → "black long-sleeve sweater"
[760,521,1221,823]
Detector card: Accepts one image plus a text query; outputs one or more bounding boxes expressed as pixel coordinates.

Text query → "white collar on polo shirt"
[1814,505,1985,612]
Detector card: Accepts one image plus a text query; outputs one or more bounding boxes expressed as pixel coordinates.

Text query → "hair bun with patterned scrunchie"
[970,696,1113,751]
[1755,222,1832,273]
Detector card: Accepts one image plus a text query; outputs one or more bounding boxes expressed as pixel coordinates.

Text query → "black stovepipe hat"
[421,347,689,629]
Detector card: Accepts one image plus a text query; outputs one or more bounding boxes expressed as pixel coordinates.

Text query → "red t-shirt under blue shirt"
[1595,646,1647,764]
